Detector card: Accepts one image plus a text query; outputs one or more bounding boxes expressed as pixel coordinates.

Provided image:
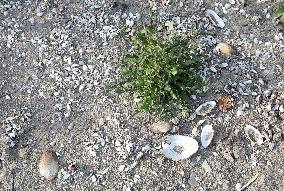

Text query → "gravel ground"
[0,0,284,190]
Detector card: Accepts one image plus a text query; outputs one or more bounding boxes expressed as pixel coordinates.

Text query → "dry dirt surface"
[0,0,284,190]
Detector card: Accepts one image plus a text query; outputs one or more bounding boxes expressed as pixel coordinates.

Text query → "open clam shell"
[195,101,216,116]
[161,135,199,161]
[201,125,214,148]
[244,125,264,145]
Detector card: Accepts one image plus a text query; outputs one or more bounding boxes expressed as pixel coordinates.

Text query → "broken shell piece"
[236,183,242,191]
[201,125,214,148]
[206,9,225,28]
[195,101,216,116]
[244,125,264,145]
[118,165,126,172]
[149,121,171,134]
[161,135,199,161]
[215,43,236,57]
[38,150,60,180]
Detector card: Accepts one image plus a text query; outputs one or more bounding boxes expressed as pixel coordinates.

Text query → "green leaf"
[280,15,284,26]
[277,4,284,17]
[171,67,178,75]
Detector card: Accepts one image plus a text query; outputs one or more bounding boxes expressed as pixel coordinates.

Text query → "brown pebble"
[38,150,60,180]
[215,42,236,57]
[149,121,171,134]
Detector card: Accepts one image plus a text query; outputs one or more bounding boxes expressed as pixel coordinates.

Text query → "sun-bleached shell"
[161,135,199,161]
[244,125,264,145]
[206,9,225,28]
[195,101,216,116]
[201,125,214,148]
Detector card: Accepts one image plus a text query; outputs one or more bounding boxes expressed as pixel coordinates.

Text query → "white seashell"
[78,84,86,92]
[118,165,126,172]
[279,105,284,113]
[195,101,216,116]
[36,12,44,17]
[91,175,97,182]
[201,160,212,173]
[60,169,70,180]
[201,125,214,148]
[206,9,225,28]
[244,125,264,145]
[236,183,242,191]
[161,135,199,161]
[210,66,217,73]
[197,120,205,126]
[263,90,272,98]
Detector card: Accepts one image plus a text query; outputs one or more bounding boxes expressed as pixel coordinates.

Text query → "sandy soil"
[0,0,283,190]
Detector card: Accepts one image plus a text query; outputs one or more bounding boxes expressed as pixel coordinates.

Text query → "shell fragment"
[201,125,214,148]
[195,101,216,116]
[206,9,225,28]
[244,125,264,145]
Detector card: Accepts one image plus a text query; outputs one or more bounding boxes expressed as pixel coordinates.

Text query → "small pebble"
[36,12,44,17]
[201,160,212,173]
[215,42,236,57]
[220,63,228,68]
[222,152,234,162]
[149,121,171,134]
[5,95,11,100]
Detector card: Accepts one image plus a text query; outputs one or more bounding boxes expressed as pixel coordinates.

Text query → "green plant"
[116,24,205,116]
[276,3,284,17]
[277,3,284,25]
